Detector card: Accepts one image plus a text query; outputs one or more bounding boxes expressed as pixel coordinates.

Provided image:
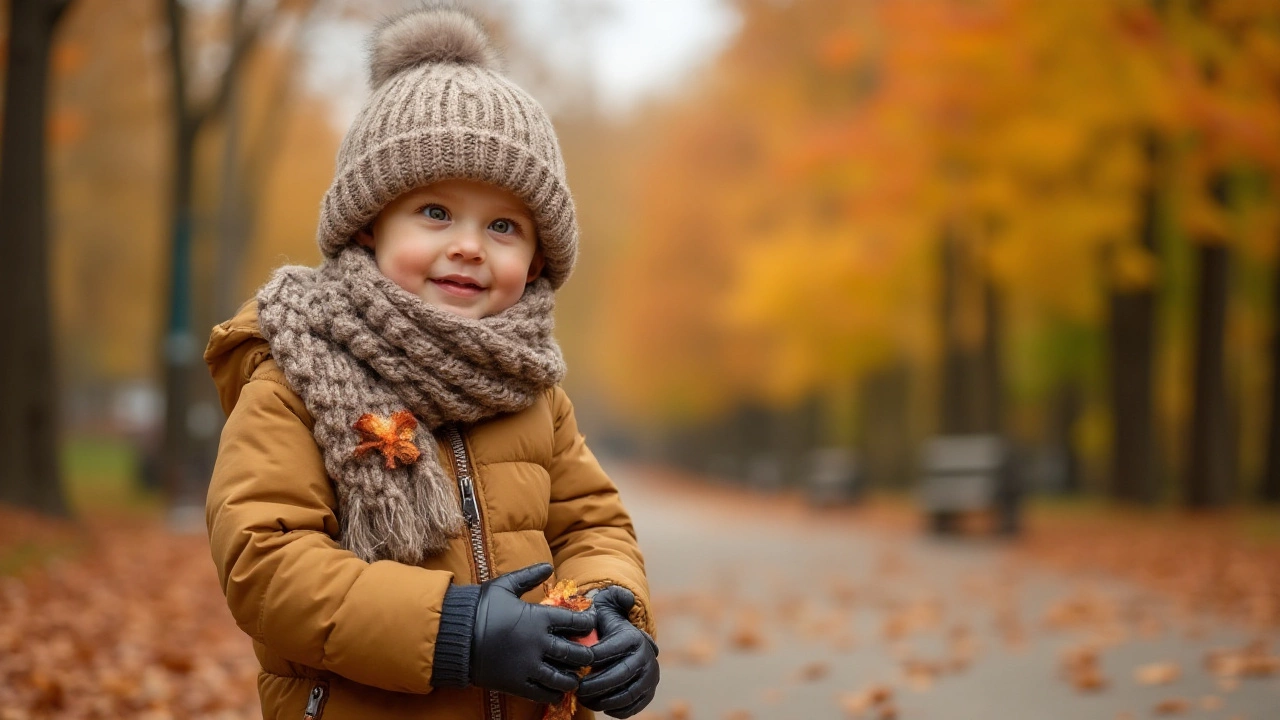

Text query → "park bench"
[918,434,1020,535]
[805,447,862,507]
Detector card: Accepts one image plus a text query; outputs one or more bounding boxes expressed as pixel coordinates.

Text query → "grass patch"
[1238,508,1280,544]
[1024,492,1280,547]
[0,437,157,575]
[0,538,82,576]
[62,436,161,517]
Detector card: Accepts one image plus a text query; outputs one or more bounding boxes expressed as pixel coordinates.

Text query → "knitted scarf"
[256,245,566,565]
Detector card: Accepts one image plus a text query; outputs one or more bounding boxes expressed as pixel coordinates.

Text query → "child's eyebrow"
[413,187,532,218]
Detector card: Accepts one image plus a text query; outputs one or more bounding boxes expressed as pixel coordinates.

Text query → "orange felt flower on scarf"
[352,411,421,469]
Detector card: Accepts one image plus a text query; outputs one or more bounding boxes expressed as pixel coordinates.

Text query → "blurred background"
[5,0,1280,515]
[3,0,1280,718]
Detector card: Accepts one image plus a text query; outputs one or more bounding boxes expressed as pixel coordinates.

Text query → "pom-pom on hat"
[318,1,577,288]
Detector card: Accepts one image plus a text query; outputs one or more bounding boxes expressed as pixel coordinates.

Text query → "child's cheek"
[380,246,432,293]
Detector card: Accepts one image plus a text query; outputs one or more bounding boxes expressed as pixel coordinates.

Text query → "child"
[202,4,658,719]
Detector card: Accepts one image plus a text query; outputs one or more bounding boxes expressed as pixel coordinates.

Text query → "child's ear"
[526,249,545,283]
[356,226,375,249]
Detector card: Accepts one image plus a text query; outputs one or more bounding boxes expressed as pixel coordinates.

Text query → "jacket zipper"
[445,426,504,720]
[303,683,326,719]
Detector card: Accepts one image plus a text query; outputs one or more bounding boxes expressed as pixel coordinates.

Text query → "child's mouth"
[432,277,485,297]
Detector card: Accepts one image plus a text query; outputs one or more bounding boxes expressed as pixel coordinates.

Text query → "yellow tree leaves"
[589,0,1280,425]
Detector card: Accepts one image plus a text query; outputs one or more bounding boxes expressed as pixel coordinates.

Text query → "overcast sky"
[300,0,742,128]
[505,0,741,114]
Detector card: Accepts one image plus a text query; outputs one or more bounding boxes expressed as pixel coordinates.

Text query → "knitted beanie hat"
[317,2,577,288]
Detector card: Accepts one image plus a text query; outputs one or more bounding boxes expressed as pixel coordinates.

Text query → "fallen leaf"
[1135,661,1180,685]
[838,693,872,717]
[838,685,894,717]
[1060,645,1108,692]
[1206,639,1280,678]
[902,659,937,692]
[1152,697,1190,715]
[831,630,856,652]
[792,661,829,683]
[677,634,717,666]
[868,685,893,705]
[881,599,942,641]
[728,609,767,651]
[1199,694,1223,711]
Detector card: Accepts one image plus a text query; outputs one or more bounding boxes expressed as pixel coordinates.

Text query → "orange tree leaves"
[589,0,1280,433]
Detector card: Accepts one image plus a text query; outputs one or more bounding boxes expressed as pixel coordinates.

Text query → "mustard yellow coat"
[204,302,653,720]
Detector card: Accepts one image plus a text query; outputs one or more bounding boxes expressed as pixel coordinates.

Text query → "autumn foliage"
[585,0,1280,490]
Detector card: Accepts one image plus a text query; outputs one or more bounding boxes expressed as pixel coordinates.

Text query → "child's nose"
[447,228,485,262]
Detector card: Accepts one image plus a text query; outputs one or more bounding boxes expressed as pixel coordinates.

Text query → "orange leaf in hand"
[540,580,595,720]
[352,411,421,469]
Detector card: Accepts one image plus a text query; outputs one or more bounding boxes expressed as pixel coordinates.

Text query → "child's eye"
[422,205,449,221]
[490,219,519,235]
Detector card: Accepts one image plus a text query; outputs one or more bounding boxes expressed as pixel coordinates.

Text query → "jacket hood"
[205,299,273,416]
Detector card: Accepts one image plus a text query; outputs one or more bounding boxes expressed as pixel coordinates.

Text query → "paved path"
[608,463,1280,720]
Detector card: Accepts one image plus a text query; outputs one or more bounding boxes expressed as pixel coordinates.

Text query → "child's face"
[357,179,544,319]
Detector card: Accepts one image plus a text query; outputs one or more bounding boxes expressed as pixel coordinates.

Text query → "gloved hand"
[577,586,659,718]
[471,563,597,704]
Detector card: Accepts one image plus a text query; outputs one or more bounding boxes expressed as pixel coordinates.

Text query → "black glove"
[469,563,597,704]
[577,586,659,718]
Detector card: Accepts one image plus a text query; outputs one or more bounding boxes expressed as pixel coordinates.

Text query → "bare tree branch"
[164,0,191,129]
[245,0,321,197]
[192,0,272,131]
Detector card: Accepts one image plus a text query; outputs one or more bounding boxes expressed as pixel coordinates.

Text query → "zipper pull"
[303,684,325,719]
[460,475,479,525]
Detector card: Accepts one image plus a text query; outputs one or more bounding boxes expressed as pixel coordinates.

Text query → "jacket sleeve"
[206,373,455,693]
[543,387,655,637]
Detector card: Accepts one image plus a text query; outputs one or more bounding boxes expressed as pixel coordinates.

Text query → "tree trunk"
[158,0,259,513]
[1186,241,1231,508]
[859,363,912,489]
[158,118,200,507]
[0,0,73,515]
[939,228,974,434]
[1263,253,1280,503]
[979,275,1003,434]
[775,395,822,487]
[214,85,252,322]
[1051,381,1083,494]
[1109,290,1156,503]
[1108,134,1161,504]
[214,9,314,320]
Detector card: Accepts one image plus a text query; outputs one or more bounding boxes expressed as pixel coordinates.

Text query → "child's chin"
[421,296,485,319]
